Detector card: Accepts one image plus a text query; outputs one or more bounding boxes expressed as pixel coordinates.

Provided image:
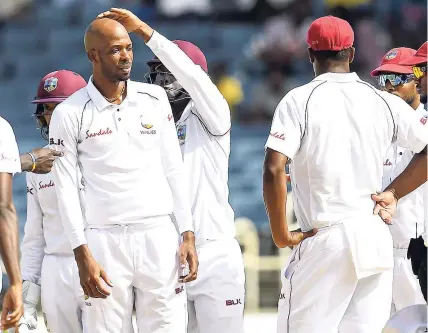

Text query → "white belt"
[393,247,408,258]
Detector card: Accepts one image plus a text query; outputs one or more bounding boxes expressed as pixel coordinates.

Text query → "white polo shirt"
[49,79,193,250]
[266,72,428,232]
[21,150,85,284]
[146,31,235,246]
[0,116,20,174]
[383,104,428,250]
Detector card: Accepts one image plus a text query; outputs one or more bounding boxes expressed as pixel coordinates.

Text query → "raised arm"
[98,8,231,135]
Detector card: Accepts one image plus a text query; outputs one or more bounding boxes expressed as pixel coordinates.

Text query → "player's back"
[288,73,402,230]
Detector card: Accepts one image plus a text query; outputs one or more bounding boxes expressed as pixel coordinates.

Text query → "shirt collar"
[416,102,426,114]
[86,76,138,111]
[312,72,360,83]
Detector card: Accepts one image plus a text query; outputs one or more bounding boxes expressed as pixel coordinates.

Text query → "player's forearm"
[20,153,32,172]
[386,147,428,200]
[263,164,290,248]
[0,206,21,285]
[134,23,154,43]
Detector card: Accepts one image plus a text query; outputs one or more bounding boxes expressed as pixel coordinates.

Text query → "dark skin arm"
[263,148,317,248]
[0,173,23,330]
[20,148,64,174]
[372,146,427,214]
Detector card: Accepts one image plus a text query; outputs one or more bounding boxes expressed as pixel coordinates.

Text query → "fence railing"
[235,193,296,312]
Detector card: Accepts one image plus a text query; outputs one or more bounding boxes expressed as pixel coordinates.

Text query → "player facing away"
[49,18,197,333]
[12,70,87,333]
[263,16,428,333]
[0,117,24,331]
[370,47,426,313]
[97,8,245,333]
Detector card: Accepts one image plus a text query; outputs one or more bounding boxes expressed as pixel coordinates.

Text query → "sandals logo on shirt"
[85,128,113,140]
[269,132,285,141]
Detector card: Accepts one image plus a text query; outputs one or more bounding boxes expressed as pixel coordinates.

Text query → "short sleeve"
[265,94,302,159]
[0,117,21,174]
[383,92,428,153]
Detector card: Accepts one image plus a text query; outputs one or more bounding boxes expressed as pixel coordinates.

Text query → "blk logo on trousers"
[226,299,242,306]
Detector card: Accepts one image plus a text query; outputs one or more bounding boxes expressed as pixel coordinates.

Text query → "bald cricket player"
[263,16,428,333]
[98,8,245,333]
[0,117,23,331]
[370,47,427,313]
[48,17,197,333]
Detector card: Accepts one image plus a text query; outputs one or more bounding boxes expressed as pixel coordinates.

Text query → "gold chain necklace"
[104,83,125,103]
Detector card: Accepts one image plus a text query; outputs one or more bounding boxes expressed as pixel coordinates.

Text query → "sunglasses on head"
[377,73,415,88]
[412,65,427,79]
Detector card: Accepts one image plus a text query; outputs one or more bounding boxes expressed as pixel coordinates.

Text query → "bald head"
[84,18,130,52]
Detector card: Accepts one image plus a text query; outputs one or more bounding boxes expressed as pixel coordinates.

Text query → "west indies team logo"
[384,49,398,60]
[44,77,58,92]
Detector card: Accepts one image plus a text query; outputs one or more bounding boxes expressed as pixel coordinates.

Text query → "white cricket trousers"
[277,225,393,333]
[41,255,85,333]
[186,239,245,333]
[391,248,426,313]
[83,216,186,333]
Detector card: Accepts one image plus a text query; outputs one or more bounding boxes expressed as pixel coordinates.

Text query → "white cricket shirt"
[383,104,428,249]
[49,79,193,250]
[20,149,85,284]
[0,117,20,174]
[266,72,428,232]
[146,31,235,246]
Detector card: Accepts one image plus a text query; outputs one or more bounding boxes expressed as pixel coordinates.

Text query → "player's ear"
[349,47,355,64]
[308,48,315,64]
[87,50,98,63]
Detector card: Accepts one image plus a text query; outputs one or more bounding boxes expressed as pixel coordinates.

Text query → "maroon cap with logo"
[370,47,416,76]
[31,70,87,104]
[307,16,354,51]
[400,41,428,66]
[147,40,208,73]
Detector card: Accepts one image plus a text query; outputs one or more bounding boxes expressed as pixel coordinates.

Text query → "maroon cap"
[400,41,428,66]
[31,70,87,104]
[370,47,416,76]
[148,40,208,72]
[307,16,354,51]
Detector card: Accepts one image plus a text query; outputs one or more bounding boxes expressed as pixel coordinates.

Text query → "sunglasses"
[377,73,415,87]
[412,65,427,79]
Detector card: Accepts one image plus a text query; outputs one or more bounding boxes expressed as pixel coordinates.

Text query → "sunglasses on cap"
[412,65,427,79]
[377,73,415,88]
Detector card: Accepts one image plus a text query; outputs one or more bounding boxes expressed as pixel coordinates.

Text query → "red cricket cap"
[307,16,354,51]
[31,70,87,104]
[147,40,208,72]
[399,41,428,66]
[370,47,416,76]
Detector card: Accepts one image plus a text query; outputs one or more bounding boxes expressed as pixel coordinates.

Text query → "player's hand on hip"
[1,283,23,331]
[286,228,317,248]
[75,249,113,299]
[371,190,397,225]
[97,8,143,33]
[30,147,63,174]
[178,231,198,283]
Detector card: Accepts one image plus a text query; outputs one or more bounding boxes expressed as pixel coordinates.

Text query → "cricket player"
[97,8,245,333]
[263,16,428,333]
[15,70,87,333]
[370,47,427,312]
[399,41,428,301]
[49,18,197,333]
[0,116,23,331]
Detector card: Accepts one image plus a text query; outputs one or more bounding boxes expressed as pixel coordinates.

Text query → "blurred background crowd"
[0,0,427,312]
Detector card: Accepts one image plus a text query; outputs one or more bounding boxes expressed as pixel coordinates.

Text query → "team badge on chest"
[177,124,187,146]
